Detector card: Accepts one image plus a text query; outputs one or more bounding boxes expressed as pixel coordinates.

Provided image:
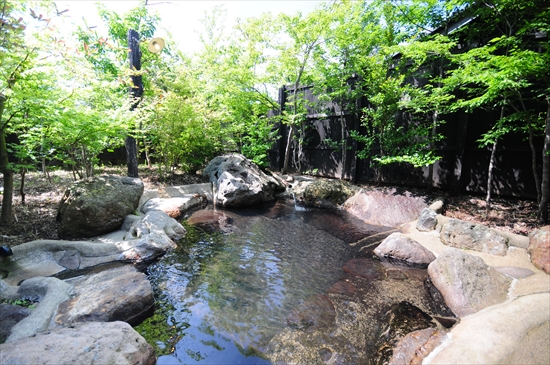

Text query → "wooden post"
[126,29,143,178]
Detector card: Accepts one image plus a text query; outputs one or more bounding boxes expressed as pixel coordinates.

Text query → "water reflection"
[140,201,392,364]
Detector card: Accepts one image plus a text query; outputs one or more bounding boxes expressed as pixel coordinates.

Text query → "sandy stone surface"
[401,219,550,365]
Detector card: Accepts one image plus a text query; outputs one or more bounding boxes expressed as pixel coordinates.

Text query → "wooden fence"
[268,85,542,199]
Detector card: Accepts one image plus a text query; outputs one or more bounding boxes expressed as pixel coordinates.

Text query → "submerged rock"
[388,327,448,365]
[186,209,235,233]
[370,301,436,365]
[427,248,512,318]
[287,295,336,330]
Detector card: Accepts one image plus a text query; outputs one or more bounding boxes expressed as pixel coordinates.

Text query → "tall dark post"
[126,29,143,178]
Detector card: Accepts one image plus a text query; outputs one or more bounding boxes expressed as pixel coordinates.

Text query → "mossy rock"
[302,179,359,209]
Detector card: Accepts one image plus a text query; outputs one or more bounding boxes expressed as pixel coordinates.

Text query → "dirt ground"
[0,167,540,248]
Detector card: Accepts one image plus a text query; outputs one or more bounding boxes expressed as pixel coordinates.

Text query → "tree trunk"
[427,110,438,193]
[486,139,498,217]
[127,29,143,178]
[0,94,14,225]
[282,125,294,174]
[539,101,550,224]
[19,168,26,205]
[529,124,542,205]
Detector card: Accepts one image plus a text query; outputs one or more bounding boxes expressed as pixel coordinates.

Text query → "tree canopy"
[0,0,548,223]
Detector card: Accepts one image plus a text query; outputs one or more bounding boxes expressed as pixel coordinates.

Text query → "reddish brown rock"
[343,189,428,228]
[343,258,385,281]
[389,327,448,365]
[187,209,234,233]
[528,226,550,274]
[374,232,436,268]
[287,295,336,330]
[327,280,356,296]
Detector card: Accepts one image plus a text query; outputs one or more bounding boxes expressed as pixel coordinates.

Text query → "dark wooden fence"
[268,85,543,199]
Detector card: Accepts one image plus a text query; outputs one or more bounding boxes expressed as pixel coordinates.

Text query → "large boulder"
[204,154,285,207]
[440,218,509,256]
[427,248,512,318]
[0,321,156,365]
[374,232,436,268]
[342,188,428,228]
[528,226,550,274]
[57,175,144,239]
[55,265,154,326]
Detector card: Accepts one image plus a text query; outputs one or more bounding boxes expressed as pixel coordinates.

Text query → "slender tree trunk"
[126,29,143,178]
[539,101,550,224]
[529,124,542,205]
[0,94,14,225]
[282,125,294,174]
[427,110,438,193]
[19,168,26,205]
[486,139,498,217]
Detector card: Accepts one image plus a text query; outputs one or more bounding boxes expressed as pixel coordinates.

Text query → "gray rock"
[164,183,213,200]
[0,321,156,365]
[427,248,512,318]
[141,196,202,218]
[493,266,535,279]
[55,265,153,326]
[57,175,144,239]
[374,232,436,268]
[416,208,438,232]
[440,218,509,256]
[343,188,428,228]
[0,304,31,343]
[125,210,186,242]
[1,240,122,285]
[119,232,176,263]
[7,277,71,342]
[204,154,285,207]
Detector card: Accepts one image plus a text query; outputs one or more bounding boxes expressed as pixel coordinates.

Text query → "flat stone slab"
[55,265,153,326]
[428,293,550,365]
[140,196,202,218]
[0,321,156,365]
